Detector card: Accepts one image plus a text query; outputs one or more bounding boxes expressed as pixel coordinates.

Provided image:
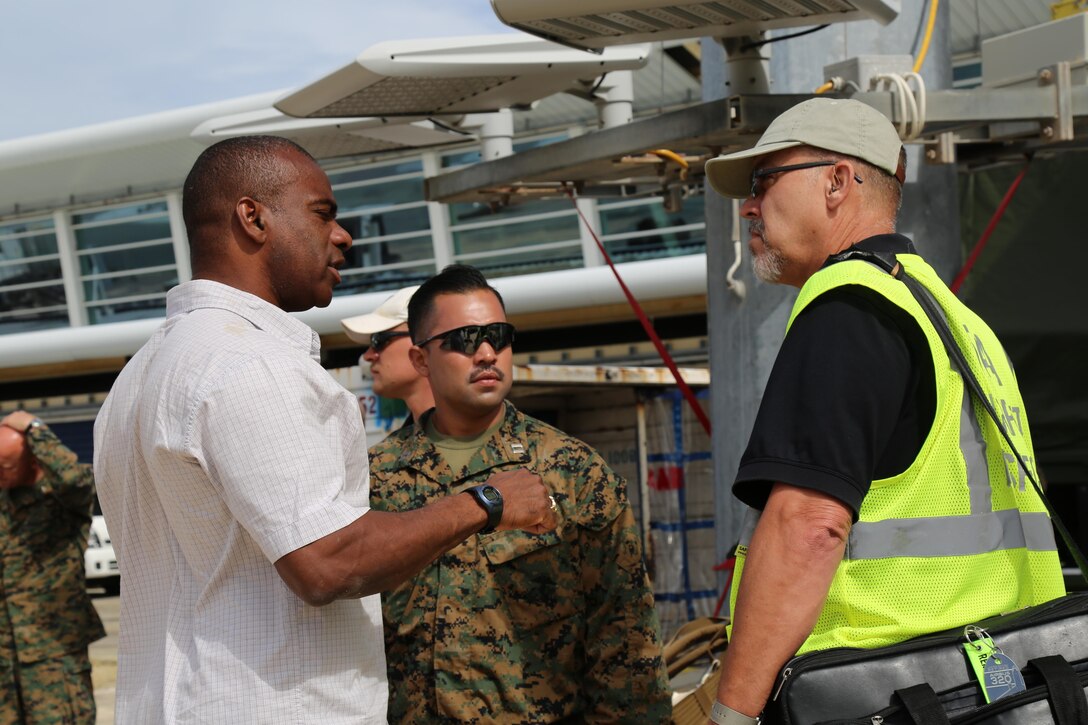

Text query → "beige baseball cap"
[704,98,904,199]
[340,285,420,343]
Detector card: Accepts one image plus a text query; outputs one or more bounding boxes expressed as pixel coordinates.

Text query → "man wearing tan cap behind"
[342,285,435,422]
[701,98,1063,724]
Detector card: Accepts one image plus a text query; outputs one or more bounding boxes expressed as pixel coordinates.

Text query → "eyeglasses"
[750,160,863,198]
[415,322,516,355]
[368,329,411,352]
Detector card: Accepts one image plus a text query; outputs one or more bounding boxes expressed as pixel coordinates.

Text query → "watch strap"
[710,702,760,725]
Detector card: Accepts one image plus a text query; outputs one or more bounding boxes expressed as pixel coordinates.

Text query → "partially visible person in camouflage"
[0,410,105,725]
[369,265,671,724]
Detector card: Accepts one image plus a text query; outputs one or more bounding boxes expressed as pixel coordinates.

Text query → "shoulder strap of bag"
[829,249,1088,583]
[895,683,952,725]
[1029,656,1088,725]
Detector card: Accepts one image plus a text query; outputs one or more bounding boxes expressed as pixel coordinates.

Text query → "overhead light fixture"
[275,34,650,118]
[490,0,900,50]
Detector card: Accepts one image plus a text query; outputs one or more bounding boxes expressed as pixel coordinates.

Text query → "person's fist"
[1,411,36,434]
[486,469,558,535]
[0,412,38,490]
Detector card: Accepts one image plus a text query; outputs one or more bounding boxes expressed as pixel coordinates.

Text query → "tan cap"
[704,98,904,198]
[340,285,420,343]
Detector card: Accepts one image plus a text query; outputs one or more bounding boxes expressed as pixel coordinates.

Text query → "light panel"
[276,34,650,118]
[309,75,517,118]
[490,0,900,50]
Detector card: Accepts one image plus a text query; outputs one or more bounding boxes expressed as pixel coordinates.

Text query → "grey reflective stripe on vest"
[846,509,1058,560]
[959,386,993,515]
[734,387,1052,559]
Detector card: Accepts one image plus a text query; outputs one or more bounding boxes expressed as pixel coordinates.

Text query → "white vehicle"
[86,514,119,595]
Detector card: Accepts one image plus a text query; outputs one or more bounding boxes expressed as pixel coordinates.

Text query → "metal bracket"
[1039,61,1074,143]
[425,85,1088,205]
[924,132,957,165]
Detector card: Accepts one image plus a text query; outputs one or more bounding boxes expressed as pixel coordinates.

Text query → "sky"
[0,0,512,141]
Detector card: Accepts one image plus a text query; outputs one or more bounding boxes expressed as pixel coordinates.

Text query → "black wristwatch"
[465,484,503,534]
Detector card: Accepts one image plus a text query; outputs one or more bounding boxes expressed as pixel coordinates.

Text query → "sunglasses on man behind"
[368,329,411,352]
[414,322,516,355]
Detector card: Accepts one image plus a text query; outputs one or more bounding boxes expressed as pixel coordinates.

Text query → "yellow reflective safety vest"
[728,252,1065,654]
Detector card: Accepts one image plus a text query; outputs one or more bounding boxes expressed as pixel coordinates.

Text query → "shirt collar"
[819,233,917,272]
[400,402,527,483]
[166,280,321,360]
[849,233,917,256]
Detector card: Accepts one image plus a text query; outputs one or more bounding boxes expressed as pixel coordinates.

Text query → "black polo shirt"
[733,234,938,517]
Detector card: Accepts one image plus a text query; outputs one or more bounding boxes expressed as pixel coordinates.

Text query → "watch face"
[481,486,501,504]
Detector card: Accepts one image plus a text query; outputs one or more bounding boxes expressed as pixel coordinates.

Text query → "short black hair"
[408,264,505,342]
[182,135,315,268]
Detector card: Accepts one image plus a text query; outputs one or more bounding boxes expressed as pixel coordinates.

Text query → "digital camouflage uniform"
[0,424,104,725]
[370,402,670,724]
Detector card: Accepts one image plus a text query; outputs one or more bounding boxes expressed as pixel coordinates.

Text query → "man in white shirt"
[93,135,556,724]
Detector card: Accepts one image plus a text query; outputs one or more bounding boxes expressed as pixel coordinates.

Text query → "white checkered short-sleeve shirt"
[94,280,386,723]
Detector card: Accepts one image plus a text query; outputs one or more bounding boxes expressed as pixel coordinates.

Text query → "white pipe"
[0,254,708,369]
[477,109,515,161]
[488,252,707,316]
[595,70,635,129]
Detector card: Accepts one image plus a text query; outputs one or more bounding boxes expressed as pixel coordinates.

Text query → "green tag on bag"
[962,626,1026,703]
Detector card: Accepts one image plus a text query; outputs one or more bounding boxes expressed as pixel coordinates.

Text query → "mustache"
[749,219,765,238]
[470,365,505,382]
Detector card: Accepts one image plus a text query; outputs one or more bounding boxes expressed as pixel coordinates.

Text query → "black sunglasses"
[415,322,516,355]
[750,160,863,198]
[368,329,411,352]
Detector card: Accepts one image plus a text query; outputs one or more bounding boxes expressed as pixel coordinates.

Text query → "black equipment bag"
[825,655,1088,724]
[762,593,1088,724]
[761,251,1088,725]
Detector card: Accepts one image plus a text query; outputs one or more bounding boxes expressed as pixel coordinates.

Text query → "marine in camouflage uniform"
[0,416,105,725]
[370,401,671,724]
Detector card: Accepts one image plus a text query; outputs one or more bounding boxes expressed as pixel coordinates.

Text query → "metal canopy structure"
[490,0,900,50]
[424,73,1088,205]
[425,94,786,204]
[275,34,651,118]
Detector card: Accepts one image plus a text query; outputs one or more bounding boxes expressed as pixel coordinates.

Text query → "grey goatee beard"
[749,219,784,283]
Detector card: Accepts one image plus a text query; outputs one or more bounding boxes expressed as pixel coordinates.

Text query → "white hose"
[725,198,747,300]
[871,72,927,141]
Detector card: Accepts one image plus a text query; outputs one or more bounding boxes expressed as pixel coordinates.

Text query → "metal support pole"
[595,70,635,129]
[462,109,515,161]
[636,396,652,553]
[721,34,772,95]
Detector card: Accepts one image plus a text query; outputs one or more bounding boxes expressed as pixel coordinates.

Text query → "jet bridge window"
[597,195,706,263]
[71,200,176,325]
[327,158,435,295]
[0,216,67,335]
